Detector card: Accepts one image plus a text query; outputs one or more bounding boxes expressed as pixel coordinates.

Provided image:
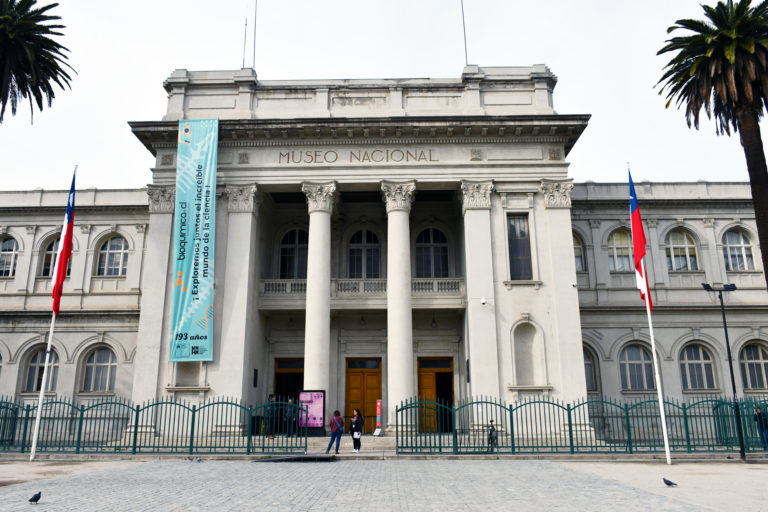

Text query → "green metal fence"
[396,395,768,455]
[0,396,307,455]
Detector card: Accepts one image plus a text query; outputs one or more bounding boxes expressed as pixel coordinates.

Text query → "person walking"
[754,406,768,451]
[326,410,344,455]
[264,394,277,439]
[350,408,364,453]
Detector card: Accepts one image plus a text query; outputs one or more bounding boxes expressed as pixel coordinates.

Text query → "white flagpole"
[30,166,76,461]
[641,259,672,465]
[29,313,56,461]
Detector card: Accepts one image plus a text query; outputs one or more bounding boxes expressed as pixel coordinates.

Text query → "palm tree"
[657,0,768,289]
[0,0,74,123]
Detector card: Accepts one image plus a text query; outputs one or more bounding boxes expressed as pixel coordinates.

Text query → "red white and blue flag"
[52,172,76,316]
[629,171,652,311]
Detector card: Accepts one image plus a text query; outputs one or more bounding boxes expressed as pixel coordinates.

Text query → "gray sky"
[0,0,759,190]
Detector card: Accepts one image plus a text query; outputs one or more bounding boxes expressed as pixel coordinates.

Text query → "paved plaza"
[0,457,765,511]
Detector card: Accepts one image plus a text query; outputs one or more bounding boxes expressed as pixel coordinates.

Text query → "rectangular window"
[508,215,532,280]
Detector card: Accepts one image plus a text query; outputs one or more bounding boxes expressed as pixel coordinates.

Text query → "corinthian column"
[381,180,415,429]
[461,180,500,397]
[132,185,175,403]
[301,182,336,400]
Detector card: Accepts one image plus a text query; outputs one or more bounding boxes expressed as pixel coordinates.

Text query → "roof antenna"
[241,17,248,68]
[253,0,258,68]
[460,0,469,66]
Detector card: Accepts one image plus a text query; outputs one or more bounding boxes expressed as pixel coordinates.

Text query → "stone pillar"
[381,180,415,429]
[215,184,259,398]
[131,185,174,403]
[301,182,336,400]
[461,181,501,397]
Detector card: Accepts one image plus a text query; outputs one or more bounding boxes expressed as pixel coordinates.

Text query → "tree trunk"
[736,111,768,290]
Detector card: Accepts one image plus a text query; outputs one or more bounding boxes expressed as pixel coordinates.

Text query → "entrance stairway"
[306,434,396,453]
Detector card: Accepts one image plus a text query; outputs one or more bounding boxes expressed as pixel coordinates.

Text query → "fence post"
[509,404,515,455]
[624,403,633,454]
[131,404,140,455]
[75,404,85,454]
[247,406,253,455]
[451,405,458,455]
[20,405,31,454]
[683,403,692,453]
[189,405,197,455]
[567,403,574,454]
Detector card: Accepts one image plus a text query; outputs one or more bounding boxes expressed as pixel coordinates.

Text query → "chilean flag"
[52,172,76,316]
[629,172,652,311]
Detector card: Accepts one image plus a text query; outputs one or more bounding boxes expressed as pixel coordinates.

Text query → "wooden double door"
[345,358,381,432]
[417,357,454,433]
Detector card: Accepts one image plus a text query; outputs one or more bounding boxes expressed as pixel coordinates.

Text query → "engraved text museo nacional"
[278,148,438,164]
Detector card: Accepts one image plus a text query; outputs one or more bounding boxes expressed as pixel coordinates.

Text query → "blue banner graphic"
[170,119,218,362]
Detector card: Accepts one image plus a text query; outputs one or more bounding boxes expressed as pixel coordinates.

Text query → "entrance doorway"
[417,357,454,433]
[345,358,382,433]
[274,358,304,400]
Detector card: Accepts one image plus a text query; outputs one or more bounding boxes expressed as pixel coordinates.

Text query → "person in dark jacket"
[349,408,364,453]
[326,410,344,454]
[283,397,297,438]
[755,406,768,450]
[264,394,277,439]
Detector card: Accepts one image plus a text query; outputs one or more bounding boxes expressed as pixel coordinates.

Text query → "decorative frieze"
[646,219,658,229]
[381,180,415,214]
[460,180,493,212]
[540,179,573,208]
[147,185,175,214]
[79,224,92,234]
[702,218,715,228]
[301,182,337,214]
[226,184,259,213]
[25,225,36,234]
[136,223,148,233]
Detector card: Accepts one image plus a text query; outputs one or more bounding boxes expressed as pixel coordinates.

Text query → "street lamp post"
[702,282,745,460]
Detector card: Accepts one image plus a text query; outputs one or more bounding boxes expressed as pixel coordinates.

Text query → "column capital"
[226,184,259,213]
[460,180,494,212]
[301,182,337,214]
[147,185,175,214]
[540,179,573,208]
[381,180,416,214]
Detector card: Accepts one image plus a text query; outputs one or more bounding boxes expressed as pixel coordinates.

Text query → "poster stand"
[299,390,326,437]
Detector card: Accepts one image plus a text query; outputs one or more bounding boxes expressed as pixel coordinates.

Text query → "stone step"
[307,434,396,452]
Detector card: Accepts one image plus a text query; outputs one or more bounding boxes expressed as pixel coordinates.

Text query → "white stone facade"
[0,67,766,430]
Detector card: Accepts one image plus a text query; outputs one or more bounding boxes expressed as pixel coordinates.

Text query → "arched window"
[0,237,19,278]
[25,347,59,392]
[348,230,380,278]
[573,233,586,272]
[740,343,768,390]
[680,344,715,390]
[619,344,655,391]
[607,229,633,272]
[82,347,117,392]
[666,229,698,271]
[723,229,755,271]
[415,228,449,278]
[583,347,599,393]
[279,228,308,279]
[40,238,71,277]
[96,236,128,276]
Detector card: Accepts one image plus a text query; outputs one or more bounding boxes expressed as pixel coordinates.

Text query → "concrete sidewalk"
[0,456,766,511]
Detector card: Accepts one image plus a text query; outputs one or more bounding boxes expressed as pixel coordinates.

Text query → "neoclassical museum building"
[0,66,766,428]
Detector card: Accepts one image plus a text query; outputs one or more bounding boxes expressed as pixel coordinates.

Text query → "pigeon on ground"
[194,457,202,462]
[29,491,41,504]
[663,478,677,487]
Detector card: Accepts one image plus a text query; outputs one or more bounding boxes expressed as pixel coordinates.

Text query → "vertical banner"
[170,119,218,362]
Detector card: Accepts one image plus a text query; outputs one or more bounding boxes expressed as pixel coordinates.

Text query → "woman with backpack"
[325,410,344,455]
